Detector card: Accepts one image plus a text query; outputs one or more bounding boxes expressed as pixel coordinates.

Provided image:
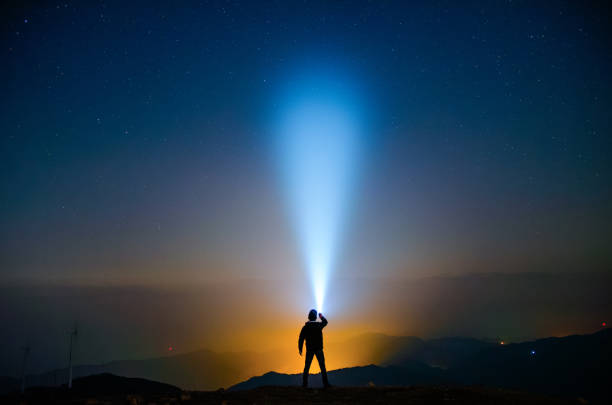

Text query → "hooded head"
[308,309,317,321]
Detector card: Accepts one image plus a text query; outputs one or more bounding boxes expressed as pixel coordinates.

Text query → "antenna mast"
[67,326,78,389]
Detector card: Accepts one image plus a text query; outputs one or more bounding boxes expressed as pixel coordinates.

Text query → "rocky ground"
[4,385,585,404]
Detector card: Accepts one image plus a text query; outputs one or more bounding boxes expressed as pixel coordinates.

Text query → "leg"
[303,351,314,388]
[315,350,330,387]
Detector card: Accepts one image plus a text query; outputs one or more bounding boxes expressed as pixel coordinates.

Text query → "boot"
[322,372,331,388]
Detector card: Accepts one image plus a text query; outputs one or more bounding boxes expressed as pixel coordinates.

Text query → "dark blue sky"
[1,0,611,284]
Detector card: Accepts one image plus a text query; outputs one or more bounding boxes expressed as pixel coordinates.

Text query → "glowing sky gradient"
[2,1,610,285]
[1,0,611,379]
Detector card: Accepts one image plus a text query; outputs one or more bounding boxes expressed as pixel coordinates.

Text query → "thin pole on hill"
[67,326,78,389]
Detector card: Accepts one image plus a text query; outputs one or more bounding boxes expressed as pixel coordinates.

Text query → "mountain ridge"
[229,329,611,402]
[4,328,609,399]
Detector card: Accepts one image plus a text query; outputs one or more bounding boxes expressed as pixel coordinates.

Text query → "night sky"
[1,1,611,376]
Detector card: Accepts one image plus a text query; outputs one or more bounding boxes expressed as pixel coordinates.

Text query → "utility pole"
[67,327,78,389]
[20,346,30,394]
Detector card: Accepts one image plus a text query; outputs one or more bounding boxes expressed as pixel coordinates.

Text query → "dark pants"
[303,350,329,387]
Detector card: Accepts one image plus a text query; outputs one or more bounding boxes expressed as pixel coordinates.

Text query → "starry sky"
[1,0,611,374]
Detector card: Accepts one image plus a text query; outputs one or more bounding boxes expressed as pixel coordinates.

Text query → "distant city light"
[530,350,536,355]
[500,341,505,345]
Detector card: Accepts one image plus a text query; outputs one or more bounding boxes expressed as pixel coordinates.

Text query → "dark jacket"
[298,316,328,352]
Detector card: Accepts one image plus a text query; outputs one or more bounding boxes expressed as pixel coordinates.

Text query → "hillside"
[230,363,447,390]
[5,328,610,401]
[3,383,581,405]
[231,329,611,402]
[7,333,493,391]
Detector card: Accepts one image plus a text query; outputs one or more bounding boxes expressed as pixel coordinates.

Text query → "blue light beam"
[276,77,363,314]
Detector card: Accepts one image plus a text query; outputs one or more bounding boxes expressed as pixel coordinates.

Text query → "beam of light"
[274,73,363,315]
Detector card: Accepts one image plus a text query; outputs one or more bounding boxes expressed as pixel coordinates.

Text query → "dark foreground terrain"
[3,385,584,405]
[6,328,609,395]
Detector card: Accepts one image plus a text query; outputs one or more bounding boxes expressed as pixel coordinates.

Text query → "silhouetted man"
[298,309,330,388]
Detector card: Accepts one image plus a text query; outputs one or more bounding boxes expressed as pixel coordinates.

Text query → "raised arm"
[319,313,328,328]
[298,326,305,355]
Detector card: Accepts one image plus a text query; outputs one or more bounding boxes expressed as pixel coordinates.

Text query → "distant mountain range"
[3,332,494,391]
[5,348,282,392]
[3,271,610,378]
[230,328,611,402]
[2,329,610,402]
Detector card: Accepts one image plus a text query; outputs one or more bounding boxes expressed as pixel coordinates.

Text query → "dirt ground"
[4,385,586,405]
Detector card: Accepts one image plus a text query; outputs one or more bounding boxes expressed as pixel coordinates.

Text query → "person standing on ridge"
[298,309,331,388]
